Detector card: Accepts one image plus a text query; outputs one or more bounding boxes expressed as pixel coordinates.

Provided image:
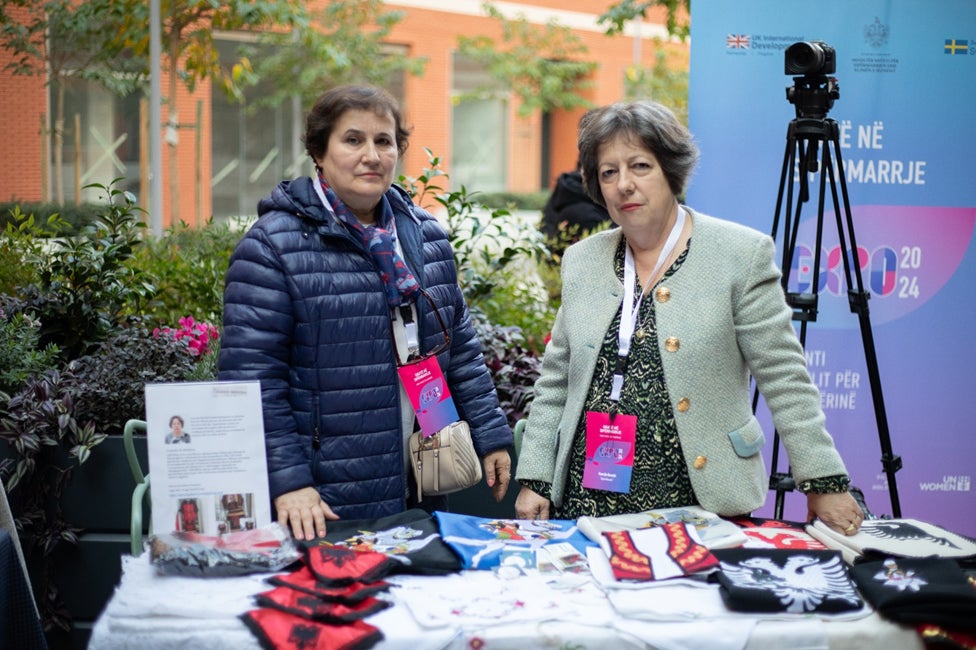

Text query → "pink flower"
[156,316,220,357]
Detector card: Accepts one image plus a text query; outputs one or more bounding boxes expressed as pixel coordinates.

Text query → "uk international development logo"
[727,34,750,49]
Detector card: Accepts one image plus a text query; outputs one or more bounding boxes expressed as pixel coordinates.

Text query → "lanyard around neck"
[610,206,686,402]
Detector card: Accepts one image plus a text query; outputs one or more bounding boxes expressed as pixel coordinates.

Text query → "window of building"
[210,38,409,221]
[56,78,142,204]
[210,38,305,221]
[451,53,507,192]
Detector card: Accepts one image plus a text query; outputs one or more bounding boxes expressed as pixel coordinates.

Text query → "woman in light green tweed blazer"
[514,101,864,537]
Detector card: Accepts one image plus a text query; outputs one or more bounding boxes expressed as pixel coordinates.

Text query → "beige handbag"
[409,421,483,501]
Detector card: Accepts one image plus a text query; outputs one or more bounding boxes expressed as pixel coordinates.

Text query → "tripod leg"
[825,133,903,517]
[762,127,801,519]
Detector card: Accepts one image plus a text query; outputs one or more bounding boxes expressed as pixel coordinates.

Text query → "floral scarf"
[318,174,419,307]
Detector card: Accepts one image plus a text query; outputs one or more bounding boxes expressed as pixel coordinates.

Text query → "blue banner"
[689,0,976,534]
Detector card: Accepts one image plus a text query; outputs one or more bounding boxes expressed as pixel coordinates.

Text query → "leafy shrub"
[130,218,245,326]
[0,206,70,296]
[0,310,61,397]
[0,200,104,234]
[64,321,200,435]
[12,181,155,360]
[475,191,549,211]
[398,149,556,354]
[471,308,542,428]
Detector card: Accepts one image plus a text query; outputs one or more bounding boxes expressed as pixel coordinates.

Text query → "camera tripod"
[758,87,903,519]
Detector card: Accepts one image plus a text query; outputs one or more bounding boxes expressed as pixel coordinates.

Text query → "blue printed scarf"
[318,174,419,307]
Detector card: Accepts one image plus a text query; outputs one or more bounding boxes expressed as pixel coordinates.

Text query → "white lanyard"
[610,206,686,402]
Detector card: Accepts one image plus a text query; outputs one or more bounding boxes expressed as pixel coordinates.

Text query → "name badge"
[397,355,459,437]
[582,411,636,493]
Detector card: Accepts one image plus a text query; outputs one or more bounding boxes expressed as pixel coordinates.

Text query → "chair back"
[513,419,526,458]
[123,419,151,555]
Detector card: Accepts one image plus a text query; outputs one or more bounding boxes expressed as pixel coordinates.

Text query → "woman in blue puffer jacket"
[218,85,513,540]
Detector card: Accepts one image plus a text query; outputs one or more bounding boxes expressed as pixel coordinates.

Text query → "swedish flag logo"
[944,39,968,54]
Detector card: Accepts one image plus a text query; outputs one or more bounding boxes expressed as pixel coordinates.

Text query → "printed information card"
[145,381,271,536]
[397,356,459,437]
[582,411,636,493]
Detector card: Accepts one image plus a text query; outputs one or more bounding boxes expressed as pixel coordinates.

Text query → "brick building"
[0,0,687,228]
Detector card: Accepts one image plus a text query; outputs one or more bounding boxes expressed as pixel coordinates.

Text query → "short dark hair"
[169,415,184,427]
[577,101,699,208]
[303,84,411,164]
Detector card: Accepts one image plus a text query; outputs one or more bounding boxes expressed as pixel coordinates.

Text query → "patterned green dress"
[523,239,696,518]
[521,238,847,519]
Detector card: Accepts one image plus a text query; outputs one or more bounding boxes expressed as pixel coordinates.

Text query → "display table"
[89,553,923,650]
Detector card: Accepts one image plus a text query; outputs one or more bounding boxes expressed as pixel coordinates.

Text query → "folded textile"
[385,569,614,629]
[850,557,976,632]
[807,518,976,565]
[729,516,828,550]
[601,522,719,582]
[434,511,597,570]
[241,607,382,650]
[712,548,863,614]
[579,506,747,550]
[302,546,398,586]
[267,566,389,603]
[915,622,976,650]
[301,508,462,575]
[255,585,390,623]
[587,546,714,591]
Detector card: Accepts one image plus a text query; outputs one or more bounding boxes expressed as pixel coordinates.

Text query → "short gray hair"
[577,101,699,207]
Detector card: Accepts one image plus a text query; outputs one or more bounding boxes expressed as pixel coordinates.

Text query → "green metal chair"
[513,418,526,458]
[123,419,151,555]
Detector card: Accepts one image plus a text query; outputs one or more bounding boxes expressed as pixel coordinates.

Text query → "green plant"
[0,366,103,633]
[475,191,549,211]
[471,308,542,428]
[65,321,200,435]
[0,205,71,296]
[14,180,155,360]
[398,150,556,352]
[0,200,104,233]
[130,218,242,326]
[0,310,61,397]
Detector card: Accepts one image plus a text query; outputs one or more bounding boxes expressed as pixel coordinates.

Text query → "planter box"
[1,433,148,649]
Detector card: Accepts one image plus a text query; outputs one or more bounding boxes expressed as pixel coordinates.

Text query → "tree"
[599,0,691,41]
[624,45,689,122]
[456,3,597,117]
[600,1,690,121]
[0,0,143,203]
[245,0,427,112]
[108,0,308,226]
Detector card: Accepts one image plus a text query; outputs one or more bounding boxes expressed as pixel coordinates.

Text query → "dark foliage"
[471,308,542,428]
[0,367,99,633]
[64,321,198,436]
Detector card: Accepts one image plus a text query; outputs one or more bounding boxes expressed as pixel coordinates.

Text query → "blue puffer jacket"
[217,177,512,519]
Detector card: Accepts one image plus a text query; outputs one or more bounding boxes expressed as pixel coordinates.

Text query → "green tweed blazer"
[515,208,848,516]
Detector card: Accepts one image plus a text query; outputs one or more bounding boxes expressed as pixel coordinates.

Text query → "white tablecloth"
[89,554,923,650]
